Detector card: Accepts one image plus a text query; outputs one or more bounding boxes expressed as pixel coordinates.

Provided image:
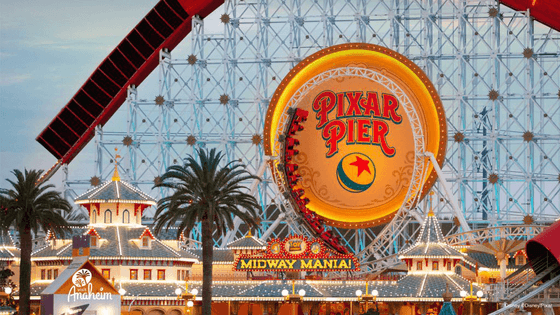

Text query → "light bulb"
[281,289,289,296]
[187,300,194,307]
[355,290,363,297]
[372,289,379,296]
[4,287,12,295]
[175,288,182,295]
[191,289,199,295]
[298,289,306,296]
[118,288,126,295]
[460,290,467,297]
[476,290,483,298]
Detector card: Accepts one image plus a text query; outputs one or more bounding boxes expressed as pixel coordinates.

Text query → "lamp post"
[118,287,126,312]
[178,283,198,314]
[283,280,305,315]
[0,287,12,306]
[356,282,379,314]
[460,284,484,315]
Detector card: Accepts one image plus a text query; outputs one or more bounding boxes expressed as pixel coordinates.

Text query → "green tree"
[153,149,261,315]
[0,169,71,315]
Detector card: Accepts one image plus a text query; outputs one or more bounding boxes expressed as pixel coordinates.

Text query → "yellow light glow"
[264,44,446,227]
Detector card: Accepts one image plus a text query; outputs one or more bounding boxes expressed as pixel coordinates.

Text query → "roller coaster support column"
[424,152,471,233]
[221,157,270,246]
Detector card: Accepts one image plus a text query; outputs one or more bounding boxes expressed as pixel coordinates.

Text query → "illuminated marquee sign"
[264,43,447,228]
[234,235,360,272]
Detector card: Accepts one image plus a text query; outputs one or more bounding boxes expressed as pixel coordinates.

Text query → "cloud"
[0,74,32,86]
[0,52,15,59]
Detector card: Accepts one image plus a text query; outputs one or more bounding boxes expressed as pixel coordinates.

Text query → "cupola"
[74,149,156,226]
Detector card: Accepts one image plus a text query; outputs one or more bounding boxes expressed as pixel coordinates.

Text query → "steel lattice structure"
[62,0,560,265]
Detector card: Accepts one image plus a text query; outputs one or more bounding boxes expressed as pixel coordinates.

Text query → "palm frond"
[152,148,261,239]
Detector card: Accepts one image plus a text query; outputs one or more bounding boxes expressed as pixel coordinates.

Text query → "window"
[157,270,165,280]
[142,237,149,248]
[130,269,138,280]
[54,269,58,279]
[417,261,422,271]
[102,269,110,280]
[433,261,439,271]
[41,269,45,280]
[447,263,452,271]
[104,210,112,223]
[177,270,188,280]
[92,211,97,223]
[123,210,130,224]
[517,255,525,265]
[47,269,52,280]
[455,266,462,276]
[144,269,152,280]
[91,236,97,247]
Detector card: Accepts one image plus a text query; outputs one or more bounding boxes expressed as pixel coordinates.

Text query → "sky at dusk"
[0,0,224,190]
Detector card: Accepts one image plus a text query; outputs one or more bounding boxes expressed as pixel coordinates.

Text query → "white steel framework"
[62,0,560,265]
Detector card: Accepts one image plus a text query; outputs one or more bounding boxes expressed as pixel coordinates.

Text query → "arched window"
[123,210,130,224]
[455,266,462,276]
[91,210,97,223]
[104,210,112,223]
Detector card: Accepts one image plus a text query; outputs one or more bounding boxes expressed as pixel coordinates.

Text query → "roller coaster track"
[444,225,547,246]
[36,0,224,166]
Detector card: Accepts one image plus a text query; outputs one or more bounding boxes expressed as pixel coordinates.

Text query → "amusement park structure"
[36,0,560,271]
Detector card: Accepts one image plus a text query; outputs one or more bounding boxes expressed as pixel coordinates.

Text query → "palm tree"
[153,148,261,315]
[0,169,71,315]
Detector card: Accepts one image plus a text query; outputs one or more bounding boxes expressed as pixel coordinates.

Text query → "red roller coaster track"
[500,0,560,32]
[36,0,223,165]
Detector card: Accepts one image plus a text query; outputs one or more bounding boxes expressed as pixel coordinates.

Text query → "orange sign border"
[264,43,447,228]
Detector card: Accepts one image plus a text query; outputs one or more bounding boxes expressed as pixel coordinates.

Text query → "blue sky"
[0,0,192,188]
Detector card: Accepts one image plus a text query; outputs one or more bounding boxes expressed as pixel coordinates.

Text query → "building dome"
[74,166,156,226]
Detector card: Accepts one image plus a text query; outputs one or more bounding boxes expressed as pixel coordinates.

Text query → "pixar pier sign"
[264,43,447,228]
[313,90,402,158]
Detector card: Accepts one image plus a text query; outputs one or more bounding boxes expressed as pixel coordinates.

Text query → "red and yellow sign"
[234,235,359,272]
[264,43,446,228]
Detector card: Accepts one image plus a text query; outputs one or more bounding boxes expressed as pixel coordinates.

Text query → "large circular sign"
[264,43,446,228]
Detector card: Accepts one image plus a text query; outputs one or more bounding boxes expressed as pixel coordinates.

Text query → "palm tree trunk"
[201,215,214,315]
[18,225,32,315]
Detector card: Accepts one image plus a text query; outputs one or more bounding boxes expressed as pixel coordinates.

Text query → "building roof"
[41,256,90,295]
[417,212,446,243]
[399,212,464,259]
[74,179,156,206]
[238,281,323,298]
[29,278,484,301]
[29,283,49,296]
[399,243,464,258]
[0,305,16,315]
[394,274,482,299]
[0,230,19,261]
[465,251,518,269]
[32,226,198,262]
[154,227,184,241]
[226,235,266,250]
[188,248,235,262]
